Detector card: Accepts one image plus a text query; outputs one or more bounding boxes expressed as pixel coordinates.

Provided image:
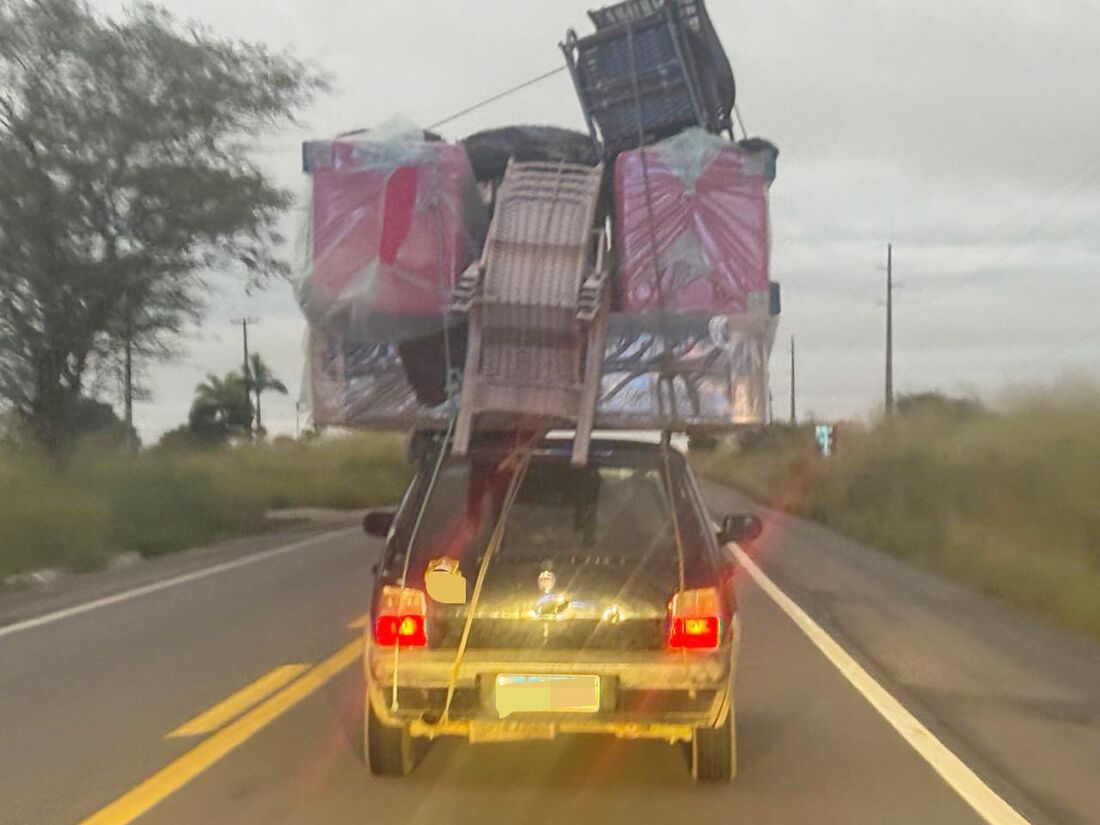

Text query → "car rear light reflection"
[374,586,428,647]
[667,588,721,649]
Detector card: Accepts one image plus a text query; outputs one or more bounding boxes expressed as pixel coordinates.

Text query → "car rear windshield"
[391,451,713,574]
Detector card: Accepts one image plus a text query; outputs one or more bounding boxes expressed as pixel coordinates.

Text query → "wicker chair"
[452,161,608,465]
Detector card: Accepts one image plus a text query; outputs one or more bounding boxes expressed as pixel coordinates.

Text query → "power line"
[425,65,568,132]
[972,153,1100,245]
[904,157,1100,303]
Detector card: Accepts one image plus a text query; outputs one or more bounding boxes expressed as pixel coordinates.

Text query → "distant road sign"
[815,424,837,457]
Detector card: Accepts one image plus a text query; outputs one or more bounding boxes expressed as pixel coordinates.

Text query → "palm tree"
[248,354,288,436]
[188,372,251,440]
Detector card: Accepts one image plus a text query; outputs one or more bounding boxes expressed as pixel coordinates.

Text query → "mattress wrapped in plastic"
[299,121,489,341]
[306,310,775,430]
[615,129,776,314]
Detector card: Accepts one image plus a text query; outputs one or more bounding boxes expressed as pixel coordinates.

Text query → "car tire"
[691,687,737,783]
[365,695,424,777]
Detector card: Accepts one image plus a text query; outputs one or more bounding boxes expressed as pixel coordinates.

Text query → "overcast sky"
[93,0,1100,440]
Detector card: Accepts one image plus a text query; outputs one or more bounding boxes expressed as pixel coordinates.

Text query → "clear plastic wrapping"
[598,312,775,428]
[614,129,775,314]
[299,122,488,342]
[307,326,449,429]
[299,124,778,432]
[306,311,774,430]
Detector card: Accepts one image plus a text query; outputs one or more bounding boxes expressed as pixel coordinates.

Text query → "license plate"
[494,674,601,718]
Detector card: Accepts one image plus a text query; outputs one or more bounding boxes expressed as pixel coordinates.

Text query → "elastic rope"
[390,407,458,712]
[426,66,568,132]
[425,153,461,404]
[661,437,687,595]
[625,23,670,316]
[625,20,675,412]
[390,145,467,710]
[733,102,748,141]
[440,439,538,723]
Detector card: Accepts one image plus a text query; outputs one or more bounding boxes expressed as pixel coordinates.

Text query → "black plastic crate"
[586,0,735,134]
[562,5,715,154]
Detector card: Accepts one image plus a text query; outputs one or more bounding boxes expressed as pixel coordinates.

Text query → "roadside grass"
[0,433,409,578]
[692,386,1100,639]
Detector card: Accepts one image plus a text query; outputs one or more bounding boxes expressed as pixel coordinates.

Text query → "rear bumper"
[365,616,740,742]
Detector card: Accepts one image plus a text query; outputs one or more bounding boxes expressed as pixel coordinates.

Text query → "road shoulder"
[703,480,1100,825]
[0,513,363,632]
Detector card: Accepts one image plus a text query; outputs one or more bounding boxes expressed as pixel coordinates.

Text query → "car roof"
[408,429,689,466]
[464,434,684,464]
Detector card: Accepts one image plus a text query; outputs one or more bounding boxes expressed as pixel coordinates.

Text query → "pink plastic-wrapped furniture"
[615,129,774,314]
[302,135,487,319]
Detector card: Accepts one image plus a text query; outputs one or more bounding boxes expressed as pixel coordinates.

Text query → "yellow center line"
[80,640,362,825]
[167,664,310,739]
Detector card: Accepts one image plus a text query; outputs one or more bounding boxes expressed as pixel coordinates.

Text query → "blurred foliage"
[0,0,327,453]
[894,391,987,420]
[248,353,288,435]
[693,387,1100,639]
[68,397,138,449]
[187,372,252,443]
[0,433,409,579]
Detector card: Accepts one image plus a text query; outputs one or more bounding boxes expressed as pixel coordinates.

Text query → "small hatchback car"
[361,435,761,782]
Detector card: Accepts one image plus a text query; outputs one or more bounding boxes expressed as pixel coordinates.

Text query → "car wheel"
[691,687,737,782]
[365,694,425,777]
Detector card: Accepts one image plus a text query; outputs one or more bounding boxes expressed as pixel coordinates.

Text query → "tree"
[895,392,987,420]
[188,372,251,442]
[69,397,138,449]
[247,353,288,436]
[0,0,326,454]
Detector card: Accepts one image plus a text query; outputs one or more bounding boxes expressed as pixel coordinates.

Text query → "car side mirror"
[718,513,763,545]
[363,509,395,539]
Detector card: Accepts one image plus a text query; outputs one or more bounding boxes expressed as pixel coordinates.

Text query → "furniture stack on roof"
[563,0,736,152]
[452,161,608,465]
[298,1,780,451]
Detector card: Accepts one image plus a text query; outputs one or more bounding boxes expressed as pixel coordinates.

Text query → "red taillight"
[374,586,428,647]
[375,614,427,646]
[667,588,722,649]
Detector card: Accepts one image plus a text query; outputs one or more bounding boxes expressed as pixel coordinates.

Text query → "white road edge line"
[0,528,358,640]
[733,547,1031,825]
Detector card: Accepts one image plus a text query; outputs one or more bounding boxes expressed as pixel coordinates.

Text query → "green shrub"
[693,387,1100,639]
[0,451,112,576]
[0,432,409,578]
[105,459,266,557]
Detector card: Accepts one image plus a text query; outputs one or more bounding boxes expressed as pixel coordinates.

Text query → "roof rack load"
[451,161,609,465]
[299,3,780,444]
[587,0,735,135]
[562,0,733,155]
[614,129,777,315]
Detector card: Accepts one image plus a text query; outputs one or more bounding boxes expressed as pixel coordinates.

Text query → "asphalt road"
[0,488,1096,825]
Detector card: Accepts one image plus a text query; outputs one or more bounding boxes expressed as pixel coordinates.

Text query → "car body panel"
[365,437,740,742]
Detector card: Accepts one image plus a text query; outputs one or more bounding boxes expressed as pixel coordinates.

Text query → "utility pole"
[123,337,132,430]
[886,243,894,416]
[231,317,258,437]
[121,290,137,452]
[123,333,135,451]
[789,335,796,425]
